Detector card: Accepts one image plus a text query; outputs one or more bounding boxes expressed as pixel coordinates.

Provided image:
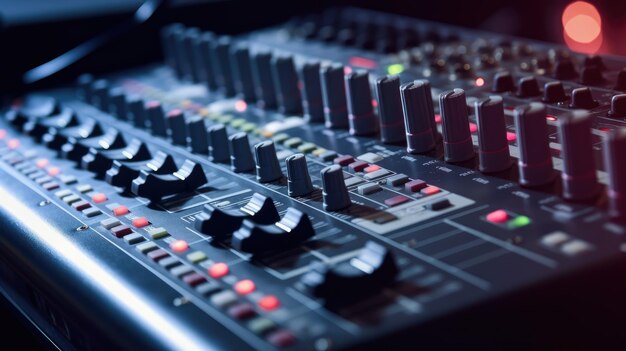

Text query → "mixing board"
[2,6,626,350]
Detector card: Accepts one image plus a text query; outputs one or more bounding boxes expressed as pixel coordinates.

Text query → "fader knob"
[609,95,626,118]
[321,165,351,211]
[604,129,626,219]
[439,89,475,162]
[213,36,236,96]
[251,51,278,109]
[231,45,256,102]
[557,111,600,200]
[197,32,218,89]
[475,96,511,173]
[542,81,568,103]
[301,61,325,123]
[146,101,167,137]
[187,116,209,154]
[167,109,188,146]
[492,71,515,93]
[569,87,598,109]
[320,64,349,129]
[400,80,436,153]
[375,75,405,144]
[108,88,128,120]
[229,132,255,173]
[615,69,626,91]
[345,71,377,136]
[254,141,283,182]
[92,80,110,111]
[77,74,94,102]
[127,96,147,128]
[286,153,313,197]
[208,124,230,163]
[514,103,555,187]
[271,55,303,115]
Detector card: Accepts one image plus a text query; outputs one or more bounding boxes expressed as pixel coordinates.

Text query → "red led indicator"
[235,100,247,112]
[371,99,378,108]
[170,239,189,253]
[258,295,280,311]
[506,132,517,142]
[209,262,229,279]
[113,206,129,216]
[475,77,485,87]
[486,209,509,223]
[132,217,150,228]
[546,115,558,121]
[0,129,7,140]
[364,165,381,173]
[343,66,353,75]
[469,123,478,133]
[348,56,378,69]
[92,193,108,203]
[234,279,256,295]
[435,114,442,124]
[8,139,20,150]
[421,186,440,196]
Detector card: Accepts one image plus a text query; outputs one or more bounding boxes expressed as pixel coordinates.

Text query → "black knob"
[24,108,78,141]
[376,75,405,145]
[196,32,218,90]
[43,119,103,151]
[320,64,349,129]
[127,96,147,128]
[440,89,475,162]
[615,68,626,91]
[251,51,278,109]
[187,116,209,154]
[254,141,283,182]
[213,36,236,96]
[475,96,511,173]
[301,241,398,304]
[91,80,110,111]
[61,128,126,162]
[169,25,189,79]
[106,151,177,191]
[208,124,230,163]
[542,81,568,103]
[108,88,128,120]
[553,59,577,80]
[131,160,207,202]
[160,24,182,71]
[346,71,377,136]
[271,55,303,115]
[321,165,351,211]
[231,45,256,102]
[557,111,600,200]
[584,55,605,70]
[569,87,598,109]
[194,193,280,239]
[146,101,168,137]
[301,61,325,123]
[514,103,555,187]
[400,80,437,153]
[609,94,626,118]
[603,129,626,219]
[229,132,255,172]
[81,139,151,177]
[183,28,202,83]
[286,153,313,197]
[77,74,94,102]
[580,66,604,85]
[232,208,315,254]
[167,109,188,146]
[517,76,541,97]
[492,71,515,93]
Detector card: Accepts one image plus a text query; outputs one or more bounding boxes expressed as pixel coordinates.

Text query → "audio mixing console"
[2,6,626,350]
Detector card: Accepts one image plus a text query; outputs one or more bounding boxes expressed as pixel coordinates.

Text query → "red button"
[227,303,256,320]
[506,132,517,142]
[170,240,189,253]
[421,186,440,196]
[182,272,206,287]
[258,295,280,311]
[384,195,410,207]
[0,129,6,139]
[267,329,296,348]
[333,155,354,166]
[35,158,49,169]
[405,179,427,192]
[208,262,229,279]
[47,167,61,176]
[348,160,368,172]
[486,209,509,223]
[234,279,256,295]
[364,165,381,173]
[92,193,108,203]
[113,206,129,216]
[111,225,133,238]
[7,139,20,150]
[132,217,150,228]
[469,122,478,133]
[147,249,169,261]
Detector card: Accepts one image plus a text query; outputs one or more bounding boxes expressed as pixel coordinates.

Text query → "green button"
[297,142,317,153]
[247,317,276,335]
[187,251,207,263]
[284,137,303,148]
[509,215,531,228]
[230,118,246,128]
[240,123,256,133]
[272,133,289,144]
[147,227,169,239]
[218,114,234,124]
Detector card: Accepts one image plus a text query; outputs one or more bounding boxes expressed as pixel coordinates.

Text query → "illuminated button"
[258,295,280,311]
[387,173,409,186]
[47,167,61,176]
[170,239,189,253]
[348,161,368,172]
[486,209,509,223]
[357,152,383,163]
[311,148,327,157]
[227,303,257,320]
[182,272,207,287]
[187,251,207,263]
[420,186,440,196]
[248,317,276,335]
[363,168,390,180]
[469,122,478,133]
[113,206,130,216]
[82,207,102,218]
[76,184,93,193]
[123,233,145,245]
[297,143,317,154]
[132,217,150,228]
[147,249,169,261]
[147,227,169,239]
[136,241,158,254]
[7,139,20,149]
[100,217,121,229]
[91,193,108,203]
[561,240,592,256]
[209,262,229,279]
[210,290,237,309]
[234,279,256,295]
[267,329,296,348]
[363,165,381,173]
[510,215,531,228]
[35,158,49,168]
[110,225,133,238]
[506,132,517,142]
[384,195,410,207]
[333,155,354,166]
[405,179,427,192]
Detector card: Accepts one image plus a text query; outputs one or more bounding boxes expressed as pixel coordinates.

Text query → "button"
[111,225,133,238]
[210,290,238,308]
[136,242,158,253]
[357,152,383,163]
[227,303,257,320]
[42,182,60,191]
[405,179,427,192]
[384,195,410,207]
[132,217,150,228]
[348,161,368,172]
[486,209,509,223]
[387,173,409,186]
[561,240,592,256]
[63,194,81,204]
[358,183,381,195]
[91,193,107,203]
[364,165,381,173]
[196,281,221,296]
[421,186,440,195]
[182,272,207,287]
[170,239,189,253]
[156,257,179,270]
[209,262,229,279]
[319,151,338,161]
[147,227,169,239]
[363,169,391,180]
[541,231,570,247]
[82,207,102,217]
[247,317,276,336]
[59,175,77,184]
[283,137,302,148]
[147,249,169,261]
[297,143,316,154]
[258,295,280,311]
[234,279,256,295]
[36,176,53,185]
[267,329,296,348]
[510,215,531,228]
[123,233,145,245]
[101,218,122,229]
[55,189,73,198]
[170,265,194,278]
[426,199,452,211]
[113,205,129,216]
[76,184,93,193]
[186,251,207,263]
[344,176,364,187]
[333,155,354,166]
[272,133,289,144]
[47,167,61,176]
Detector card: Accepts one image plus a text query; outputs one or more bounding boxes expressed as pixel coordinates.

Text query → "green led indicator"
[386,64,405,75]
[510,215,531,228]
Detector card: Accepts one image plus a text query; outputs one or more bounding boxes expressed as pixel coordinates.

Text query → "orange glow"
[562,1,601,27]
[208,262,229,279]
[343,66,353,75]
[170,240,189,253]
[562,1,603,53]
[564,15,600,43]
[546,115,558,121]
[235,100,247,112]
[475,77,485,87]
[47,167,61,176]
[7,139,20,150]
[0,129,6,140]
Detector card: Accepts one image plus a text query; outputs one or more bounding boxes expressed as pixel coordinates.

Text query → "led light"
[113,206,129,216]
[36,158,49,168]
[506,132,517,142]
[234,279,256,295]
[386,64,404,75]
[47,167,61,176]
[132,217,150,228]
[486,209,509,223]
[511,215,531,228]
[235,100,247,112]
[349,56,378,69]
[170,240,189,253]
[7,139,20,149]
[469,123,478,133]
[435,114,442,124]
[258,295,280,311]
[0,129,6,140]
[475,77,485,87]
[209,262,229,279]
[546,115,558,121]
[92,193,108,204]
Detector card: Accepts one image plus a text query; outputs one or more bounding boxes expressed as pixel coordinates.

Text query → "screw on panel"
[173,296,190,306]
[314,337,333,351]
[38,200,51,206]
[76,224,89,232]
